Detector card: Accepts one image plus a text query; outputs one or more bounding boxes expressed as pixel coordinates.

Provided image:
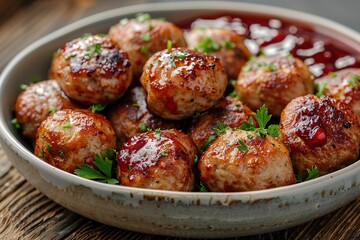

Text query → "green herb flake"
[97,33,108,37]
[235,103,241,108]
[194,37,220,54]
[171,50,188,60]
[20,84,28,90]
[46,144,52,154]
[148,23,154,30]
[74,149,119,185]
[119,18,129,25]
[11,118,21,130]
[59,150,65,157]
[140,45,148,53]
[62,122,72,128]
[39,150,44,159]
[49,106,57,114]
[81,33,92,38]
[90,104,106,113]
[141,33,151,42]
[265,63,277,72]
[236,140,248,152]
[154,128,161,140]
[200,135,216,151]
[139,122,147,132]
[213,121,228,135]
[315,81,327,97]
[247,134,253,139]
[199,181,209,192]
[65,53,77,60]
[167,40,172,51]
[192,111,201,119]
[258,48,266,56]
[135,13,151,23]
[31,76,41,83]
[240,105,279,138]
[221,40,235,49]
[296,166,319,183]
[194,155,199,164]
[132,103,140,107]
[159,149,168,157]
[328,72,337,77]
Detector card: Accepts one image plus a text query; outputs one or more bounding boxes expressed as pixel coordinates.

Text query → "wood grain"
[0,0,359,239]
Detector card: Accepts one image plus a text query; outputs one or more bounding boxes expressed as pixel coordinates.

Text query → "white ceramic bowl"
[0,2,359,238]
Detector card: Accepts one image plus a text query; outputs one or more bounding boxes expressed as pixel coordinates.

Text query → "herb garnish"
[139,122,147,132]
[62,122,72,128]
[348,73,360,88]
[192,111,201,119]
[135,13,151,23]
[200,135,216,151]
[328,72,337,77]
[194,155,199,164]
[74,149,118,184]
[236,140,248,152]
[11,118,21,130]
[167,40,172,51]
[265,63,277,72]
[154,128,161,140]
[194,37,220,54]
[315,81,327,97]
[90,104,106,113]
[141,33,151,42]
[296,166,319,183]
[199,181,209,192]
[49,106,57,114]
[159,149,168,157]
[221,40,235,48]
[213,121,229,135]
[240,105,279,138]
[140,45,148,53]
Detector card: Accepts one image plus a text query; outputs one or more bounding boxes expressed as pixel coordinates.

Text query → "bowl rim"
[0,0,360,202]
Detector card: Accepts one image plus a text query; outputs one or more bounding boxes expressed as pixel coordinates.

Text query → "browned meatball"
[140,48,228,120]
[235,55,314,116]
[280,95,360,176]
[199,129,295,192]
[106,86,183,146]
[15,80,78,142]
[108,14,187,79]
[34,109,116,173]
[49,35,132,106]
[186,28,252,79]
[117,129,197,191]
[188,96,255,150]
[314,68,360,120]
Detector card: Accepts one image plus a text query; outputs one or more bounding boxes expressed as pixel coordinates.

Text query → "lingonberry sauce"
[180,13,360,78]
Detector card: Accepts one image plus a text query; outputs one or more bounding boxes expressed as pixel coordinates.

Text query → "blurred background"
[0,0,359,71]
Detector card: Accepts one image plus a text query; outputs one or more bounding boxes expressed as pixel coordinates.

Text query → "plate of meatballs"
[0,1,360,238]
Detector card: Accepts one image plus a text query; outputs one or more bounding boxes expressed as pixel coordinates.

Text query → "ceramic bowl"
[0,2,359,238]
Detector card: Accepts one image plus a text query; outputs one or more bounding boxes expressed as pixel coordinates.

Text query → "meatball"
[106,86,183,146]
[15,80,78,142]
[34,109,116,173]
[186,28,252,79]
[235,55,314,116]
[117,129,197,191]
[49,35,132,106]
[188,96,255,150]
[108,15,187,79]
[140,48,228,120]
[314,68,360,120]
[280,95,360,176]
[199,129,295,192]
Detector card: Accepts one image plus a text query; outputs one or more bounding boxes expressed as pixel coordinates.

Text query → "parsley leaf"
[236,140,248,152]
[240,105,279,138]
[199,181,209,192]
[192,111,201,119]
[11,118,21,130]
[154,128,161,140]
[194,155,199,164]
[167,40,172,51]
[194,37,220,54]
[296,166,319,183]
[201,135,216,151]
[135,13,151,23]
[213,121,228,135]
[315,81,327,97]
[141,33,151,42]
[139,122,147,132]
[90,104,106,113]
[159,149,168,157]
[140,45,148,53]
[74,149,118,184]
[328,72,337,77]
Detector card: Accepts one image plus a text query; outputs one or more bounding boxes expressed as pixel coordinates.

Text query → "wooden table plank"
[0,0,359,239]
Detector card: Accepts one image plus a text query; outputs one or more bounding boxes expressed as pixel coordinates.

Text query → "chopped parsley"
[139,122,147,132]
[199,181,209,192]
[11,118,21,130]
[328,72,337,77]
[192,111,201,119]
[97,33,107,37]
[167,40,172,51]
[159,149,168,157]
[240,105,279,138]
[90,104,106,113]
[46,144,52,154]
[236,140,248,152]
[154,128,161,140]
[140,45,148,53]
[221,40,235,48]
[85,43,102,59]
[213,121,229,135]
[81,33,92,38]
[148,23,154,30]
[296,166,319,183]
[194,37,220,54]
[315,81,327,97]
[258,48,266,56]
[348,73,360,88]
[20,84,28,90]
[31,76,41,84]
[62,122,72,128]
[49,106,57,114]
[135,13,151,23]
[74,149,118,184]
[141,33,151,42]
[65,53,77,60]
[132,103,140,107]
[59,150,65,157]
[200,135,216,151]
[265,63,277,72]
[194,155,199,164]
[119,18,129,25]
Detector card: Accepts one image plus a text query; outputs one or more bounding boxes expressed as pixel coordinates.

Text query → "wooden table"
[0,0,359,239]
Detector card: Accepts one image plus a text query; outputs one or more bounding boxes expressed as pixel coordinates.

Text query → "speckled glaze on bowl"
[0,2,359,238]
